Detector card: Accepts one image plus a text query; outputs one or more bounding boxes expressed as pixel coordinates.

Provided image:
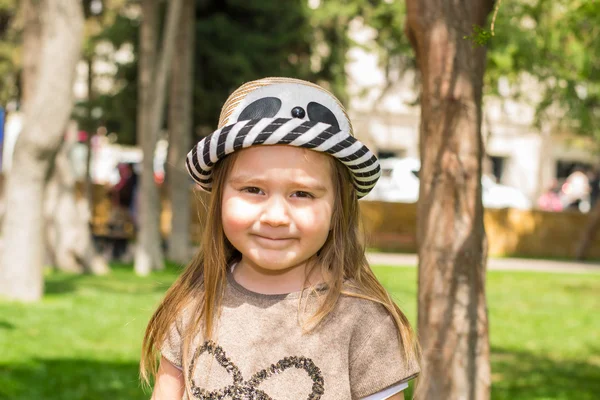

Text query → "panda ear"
[237,97,282,121]
[307,102,340,131]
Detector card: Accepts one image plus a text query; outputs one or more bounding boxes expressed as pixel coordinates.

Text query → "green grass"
[0,264,598,400]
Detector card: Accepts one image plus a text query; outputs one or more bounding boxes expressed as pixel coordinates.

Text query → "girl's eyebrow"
[228,175,328,192]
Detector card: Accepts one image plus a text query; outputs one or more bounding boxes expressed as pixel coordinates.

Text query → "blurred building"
[345,19,597,202]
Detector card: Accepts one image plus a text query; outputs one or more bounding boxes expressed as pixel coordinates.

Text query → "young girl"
[141,77,421,400]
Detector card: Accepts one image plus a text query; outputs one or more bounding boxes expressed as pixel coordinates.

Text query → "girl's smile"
[252,235,295,247]
[221,145,335,293]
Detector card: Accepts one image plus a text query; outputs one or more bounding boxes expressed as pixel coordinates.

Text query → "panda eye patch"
[237,97,282,121]
[307,101,340,131]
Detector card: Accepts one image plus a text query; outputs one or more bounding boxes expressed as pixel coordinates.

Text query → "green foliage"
[464,24,494,47]
[73,9,139,144]
[0,0,416,144]
[75,0,418,144]
[308,0,362,105]
[0,264,598,399]
[193,0,317,132]
[6,0,599,150]
[486,0,600,143]
[76,0,355,144]
[356,0,415,99]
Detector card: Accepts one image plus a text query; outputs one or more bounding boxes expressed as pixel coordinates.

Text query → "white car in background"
[364,157,532,210]
[364,157,421,203]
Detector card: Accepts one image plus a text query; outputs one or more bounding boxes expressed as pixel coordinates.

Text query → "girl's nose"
[260,196,290,226]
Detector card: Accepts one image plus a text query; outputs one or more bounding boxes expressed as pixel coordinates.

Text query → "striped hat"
[185,77,380,198]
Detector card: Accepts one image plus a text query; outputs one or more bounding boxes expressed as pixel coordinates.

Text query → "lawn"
[0,263,598,400]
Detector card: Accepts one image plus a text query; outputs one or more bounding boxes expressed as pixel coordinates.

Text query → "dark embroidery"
[238,97,282,121]
[306,102,340,131]
[189,341,324,400]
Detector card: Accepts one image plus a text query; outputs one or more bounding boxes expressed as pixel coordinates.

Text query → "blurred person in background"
[561,168,591,212]
[537,179,563,212]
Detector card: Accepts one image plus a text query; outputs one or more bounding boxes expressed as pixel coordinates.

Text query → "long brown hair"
[140,150,421,395]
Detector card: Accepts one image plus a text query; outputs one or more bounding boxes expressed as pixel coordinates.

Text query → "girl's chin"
[244,254,305,272]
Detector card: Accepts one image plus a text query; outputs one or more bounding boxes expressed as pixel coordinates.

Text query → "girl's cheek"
[222,198,259,227]
[293,203,332,230]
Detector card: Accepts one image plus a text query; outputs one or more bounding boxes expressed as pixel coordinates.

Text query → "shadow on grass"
[491,347,600,400]
[0,357,417,400]
[45,274,81,295]
[0,358,149,400]
[0,321,14,330]
[2,347,597,400]
[45,262,183,297]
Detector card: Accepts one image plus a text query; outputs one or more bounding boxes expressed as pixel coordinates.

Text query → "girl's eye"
[292,191,314,199]
[241,187,263,195]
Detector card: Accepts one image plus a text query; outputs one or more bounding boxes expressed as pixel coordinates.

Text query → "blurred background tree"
[0,0,84,301]
[167,0,195,264]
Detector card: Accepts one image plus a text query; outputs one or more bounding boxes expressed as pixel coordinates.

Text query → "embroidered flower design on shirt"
[189,340,325,400]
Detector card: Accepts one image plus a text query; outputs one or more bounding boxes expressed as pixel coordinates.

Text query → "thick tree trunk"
[575,200,600,260]
[134,0,183,275]
[406,1,493,398]
[167,0,194,264]
[0,0,83,302]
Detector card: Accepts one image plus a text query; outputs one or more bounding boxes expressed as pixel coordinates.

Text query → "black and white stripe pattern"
[185,117,381,198]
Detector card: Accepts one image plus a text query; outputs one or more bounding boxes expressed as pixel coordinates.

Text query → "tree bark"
[85,55,95,211]
[134,0,159,275]
[406,1,493,398]
[0,0,84,302]
[134,0,183,275]
[20,0,42,105]
[167,0,194,264]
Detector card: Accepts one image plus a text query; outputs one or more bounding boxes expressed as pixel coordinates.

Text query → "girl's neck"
[232,257,324,295]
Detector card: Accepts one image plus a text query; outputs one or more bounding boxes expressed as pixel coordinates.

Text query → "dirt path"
[367,252,600,274]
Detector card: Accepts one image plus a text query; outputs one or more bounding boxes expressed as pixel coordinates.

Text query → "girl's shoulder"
[336,280,396,325]
[169,298,202,335]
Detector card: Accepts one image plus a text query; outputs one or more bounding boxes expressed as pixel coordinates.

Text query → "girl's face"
[221,145,335,274]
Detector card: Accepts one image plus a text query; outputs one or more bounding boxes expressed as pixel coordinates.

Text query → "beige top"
[161,272,419,400]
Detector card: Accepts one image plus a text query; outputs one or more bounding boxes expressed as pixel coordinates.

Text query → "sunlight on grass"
[0,263,598,399]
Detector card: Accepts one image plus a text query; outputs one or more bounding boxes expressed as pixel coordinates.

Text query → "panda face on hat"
[221,83,351,135]
[186,77,380,198]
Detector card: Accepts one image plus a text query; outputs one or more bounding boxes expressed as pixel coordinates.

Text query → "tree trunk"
[0,0,84,302]
[44,126,109,275]
[85,55,95,210]
[406,1,493,398]
[575,199,600,260]
[134,0,159,275]
[134,0,183,275]
[167,0,195,264]
[20,0,41,105]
